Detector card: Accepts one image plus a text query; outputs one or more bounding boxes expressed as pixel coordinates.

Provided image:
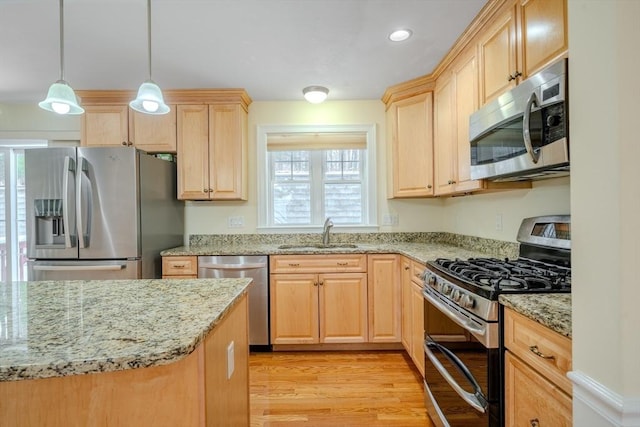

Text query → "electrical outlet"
[228,216,244,228]
[382,213,399,226]
[495,213,503,231]
[227,341,235,379]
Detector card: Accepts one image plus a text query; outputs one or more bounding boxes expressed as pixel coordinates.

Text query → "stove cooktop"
[426,257,571,300]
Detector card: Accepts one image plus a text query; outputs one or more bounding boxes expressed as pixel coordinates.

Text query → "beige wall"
[569,0,640,401]
[0,103,80,140]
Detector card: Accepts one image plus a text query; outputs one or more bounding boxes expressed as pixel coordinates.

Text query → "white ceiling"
[0,0,488,104]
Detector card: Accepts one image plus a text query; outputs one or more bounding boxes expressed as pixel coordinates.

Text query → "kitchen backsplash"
[188,232,519,259]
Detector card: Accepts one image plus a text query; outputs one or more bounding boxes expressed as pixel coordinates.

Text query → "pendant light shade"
[39,0,84,115]
[130,0,169,115]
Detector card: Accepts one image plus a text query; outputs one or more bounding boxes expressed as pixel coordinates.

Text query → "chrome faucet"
[322,217,334,245]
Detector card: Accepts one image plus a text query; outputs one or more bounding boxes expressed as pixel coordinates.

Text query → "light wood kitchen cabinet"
[77,91,177,152]
[177,103,247,201]
[367,254,401,343]
[478,0,568,105]
[504,307,572,426]
[386,92,434,198]
[162,256,198,279]
[400,257,425,376]
[270,255,368,345]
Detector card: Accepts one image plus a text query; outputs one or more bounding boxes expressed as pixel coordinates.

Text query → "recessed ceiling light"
[388,29,413,42]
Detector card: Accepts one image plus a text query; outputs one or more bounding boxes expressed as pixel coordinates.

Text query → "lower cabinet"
[270,272,368,344]
[401,257,425,376]
[367,254,401,343]
[504,307,572,426]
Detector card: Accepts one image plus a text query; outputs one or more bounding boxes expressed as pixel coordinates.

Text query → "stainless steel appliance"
[422,215,571,427]
[198,255,270,348]
[25,147,184,280]
[469,59,569,182]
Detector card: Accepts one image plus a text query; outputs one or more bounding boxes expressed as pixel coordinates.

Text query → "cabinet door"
[270,274,319,344]
[177,104,210,200]
[129,107,177,153]
[367,254,401,343]
[478,7,518,105]
[410,281,425,377]
[452,50,483,193]
[505,351,572,427]
[400,258,413,352]
[520,0,568,77]
[81,105,129,147]
[434,74,456,196]
[208,104,247,200]
[389,93,434,198]
[319,273,368,343]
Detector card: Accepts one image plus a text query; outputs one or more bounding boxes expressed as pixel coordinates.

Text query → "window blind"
[266,132,366,151]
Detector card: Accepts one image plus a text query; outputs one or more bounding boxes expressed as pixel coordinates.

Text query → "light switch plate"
[228,216,245,228]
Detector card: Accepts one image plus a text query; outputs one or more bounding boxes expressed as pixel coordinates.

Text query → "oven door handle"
[422,288,486,336]
[424,339,488,413]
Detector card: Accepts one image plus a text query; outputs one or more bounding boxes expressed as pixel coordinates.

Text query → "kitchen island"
[0,278,251,427]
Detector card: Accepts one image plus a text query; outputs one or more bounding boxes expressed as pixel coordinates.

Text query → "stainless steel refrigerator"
[25,147,184,280]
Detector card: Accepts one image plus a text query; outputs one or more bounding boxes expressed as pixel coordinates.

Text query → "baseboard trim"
[568,370,640,427]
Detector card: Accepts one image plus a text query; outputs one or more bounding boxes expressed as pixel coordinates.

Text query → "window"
[258,125,377,230]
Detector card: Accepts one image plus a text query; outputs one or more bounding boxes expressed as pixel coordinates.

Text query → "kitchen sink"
[277,243,358,250]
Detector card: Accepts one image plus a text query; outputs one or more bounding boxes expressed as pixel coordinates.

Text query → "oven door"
[423,288,500,427]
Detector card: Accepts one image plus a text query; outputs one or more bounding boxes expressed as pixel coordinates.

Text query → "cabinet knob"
[507,71,523,82]
[208,188,213,193]
[404,266,410,271]
[318,281,324,286]
[314,282,318,286]
[122,141,128,146]
[427,184,432,189]
[529,419,539,427]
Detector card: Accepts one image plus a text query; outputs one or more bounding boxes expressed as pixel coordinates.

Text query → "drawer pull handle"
[404,266,410,270]
[530,418,539,427]
[337,262,348,266]
[529,345,555,360]
[288,263,300,267]
[173,264,186,268]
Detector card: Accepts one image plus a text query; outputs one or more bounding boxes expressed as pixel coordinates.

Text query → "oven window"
[423,300,500,426]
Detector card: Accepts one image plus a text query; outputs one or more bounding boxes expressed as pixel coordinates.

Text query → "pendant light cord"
[59,0,65,81]
[147,0,152,81]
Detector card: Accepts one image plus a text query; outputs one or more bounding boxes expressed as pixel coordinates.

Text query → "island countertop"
[0,278,251,382]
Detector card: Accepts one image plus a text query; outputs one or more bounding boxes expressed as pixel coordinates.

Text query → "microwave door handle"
[62,156,76,248]
[424,339,488,413]
[523,92,541,164]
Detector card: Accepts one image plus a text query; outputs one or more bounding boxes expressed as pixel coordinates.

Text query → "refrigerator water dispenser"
[34,199,66,247]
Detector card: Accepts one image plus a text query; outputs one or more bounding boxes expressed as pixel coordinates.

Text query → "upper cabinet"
[77,91,177,153]
[177,102,248,201]
[478,0,568,105]
[386,91,434,198]
[77,89,251,202]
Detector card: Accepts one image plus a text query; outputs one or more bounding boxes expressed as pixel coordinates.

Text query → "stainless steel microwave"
[469,59,569,182]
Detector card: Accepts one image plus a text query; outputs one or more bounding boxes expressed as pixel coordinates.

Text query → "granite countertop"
[161,242,503,266]
[0,278,251,382]
[499,294,572,338]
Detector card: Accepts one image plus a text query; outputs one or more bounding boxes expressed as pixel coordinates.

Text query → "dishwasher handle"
[199,262,267,270]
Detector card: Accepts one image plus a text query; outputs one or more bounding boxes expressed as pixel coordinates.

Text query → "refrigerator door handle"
[76,156,90,249]
[62,156,76,248]
[32,264,126,272]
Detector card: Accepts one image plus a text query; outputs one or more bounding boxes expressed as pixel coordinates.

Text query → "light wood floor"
[249,350,434,426]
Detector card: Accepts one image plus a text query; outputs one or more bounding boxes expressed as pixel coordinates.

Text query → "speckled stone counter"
[0,278,251,382]
[499,294,572,338]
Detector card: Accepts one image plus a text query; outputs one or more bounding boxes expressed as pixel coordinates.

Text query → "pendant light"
[39,0,84,115]
[130,0,169,115]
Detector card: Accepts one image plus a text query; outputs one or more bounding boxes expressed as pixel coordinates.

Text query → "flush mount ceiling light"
[302,86,329,104]
[130,0,169,115]
[388,29,413,42]
[39,0,84,115]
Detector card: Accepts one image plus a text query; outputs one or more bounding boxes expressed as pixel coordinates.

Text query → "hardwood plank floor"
[249,350,433,426]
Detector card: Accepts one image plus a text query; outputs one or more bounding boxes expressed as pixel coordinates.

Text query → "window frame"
[257,124,377,232]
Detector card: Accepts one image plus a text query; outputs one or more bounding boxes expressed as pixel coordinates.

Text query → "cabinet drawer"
[162,256,198,276]
[504,308,572,395]
[410,260,425,285]
[505,351,572,426]
[270,254,367,274]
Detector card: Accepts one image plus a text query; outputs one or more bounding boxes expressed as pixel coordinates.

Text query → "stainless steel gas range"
[422,215,571,427]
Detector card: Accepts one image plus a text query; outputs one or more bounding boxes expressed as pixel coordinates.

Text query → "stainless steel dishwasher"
[198,255,270,349]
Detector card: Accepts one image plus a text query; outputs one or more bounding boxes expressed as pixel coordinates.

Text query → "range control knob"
[460,294,476,309]
[451,289,461,302]
[441,283,452,296]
